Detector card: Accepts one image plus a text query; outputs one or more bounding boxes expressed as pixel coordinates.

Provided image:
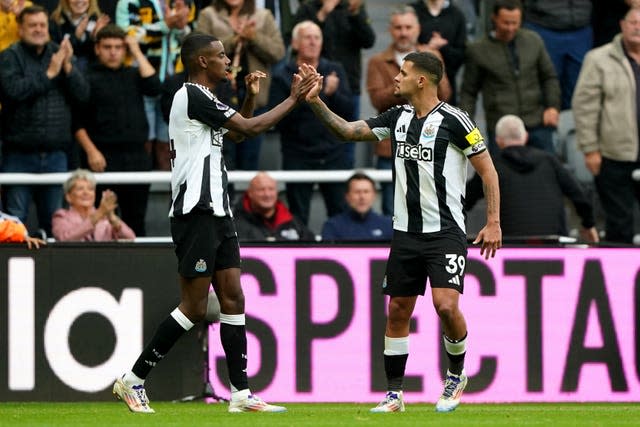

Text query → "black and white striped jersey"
[168,82,237,217]
[365,102,486,234]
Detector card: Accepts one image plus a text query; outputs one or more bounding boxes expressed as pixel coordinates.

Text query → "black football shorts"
[171,212,241,277]
[383,228,468,296]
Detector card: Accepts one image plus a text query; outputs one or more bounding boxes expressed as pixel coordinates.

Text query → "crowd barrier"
[0,170,392,185]
[0,168,637,185]
[1,243,639,403]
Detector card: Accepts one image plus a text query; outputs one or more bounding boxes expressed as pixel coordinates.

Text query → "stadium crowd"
[0,0,639,243]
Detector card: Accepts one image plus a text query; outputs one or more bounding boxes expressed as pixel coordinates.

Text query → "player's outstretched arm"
[469,150,502,259]
[300,64,377,142]
[224,71,317,137]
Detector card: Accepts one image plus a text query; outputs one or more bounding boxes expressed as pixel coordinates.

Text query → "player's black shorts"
[171,212,241,277]
[383,228,467,296]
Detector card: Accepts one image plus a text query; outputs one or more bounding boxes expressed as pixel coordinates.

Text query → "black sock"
[220,323,249,391]
[446,352,466,376]
[384,354,409,391]
[444,333,467,376]
[132,313,188,379]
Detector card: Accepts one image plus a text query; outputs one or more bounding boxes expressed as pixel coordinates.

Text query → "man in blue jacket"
[322,172,392,241]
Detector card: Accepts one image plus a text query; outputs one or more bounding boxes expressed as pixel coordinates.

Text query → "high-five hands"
[296,63,323,101]
[290,63,322,101]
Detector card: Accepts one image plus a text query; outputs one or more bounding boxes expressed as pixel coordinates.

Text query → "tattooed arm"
[302,65,378,142]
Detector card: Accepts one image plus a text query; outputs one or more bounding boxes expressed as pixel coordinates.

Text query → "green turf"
[1,402,639,426]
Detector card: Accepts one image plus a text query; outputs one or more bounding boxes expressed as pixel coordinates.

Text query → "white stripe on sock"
[170,307,194,331]
[383,336,409,355]
[219,313,246,326]
[443,334,467,355]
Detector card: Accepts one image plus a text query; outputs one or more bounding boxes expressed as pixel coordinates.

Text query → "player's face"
[65,179,96,210]
[492,8,521,43]
[346,179,376,215]
[394,60,418,97]
[19,12,50,48]
[390,13,419,53]
[203,41,231,83]
[95,37,126,69]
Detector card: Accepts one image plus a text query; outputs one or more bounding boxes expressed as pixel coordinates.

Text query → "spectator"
[197,0,285,170]
[0,211,46,248]
[0,5,90,236]
[294,0,376,166]
[367,5,451,216]
[0,0,32,52]
[410,0,467,104]
[259,0,294,46]
[233,171,315,241]
[49,0,110,72]
[268,20,352,225]
[593,0,639,47]
[572,7,640,244]
[460,0,560,154]
[466,115,598,242]
[116,0,196,171]
[523,0,592,111]
[31,0,55,13]
[97,0,115,20]
[52,169,135,241]
[74,25,160,236]
[321,172,392,241]
[0,0,30,155]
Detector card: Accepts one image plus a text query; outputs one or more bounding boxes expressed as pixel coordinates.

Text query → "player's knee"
[181,301,208,323]
[387,300,413,323]
[219,293,245,313]
[434,301,458,322]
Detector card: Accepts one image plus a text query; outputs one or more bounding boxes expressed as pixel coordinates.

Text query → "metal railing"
[0,169,393,185]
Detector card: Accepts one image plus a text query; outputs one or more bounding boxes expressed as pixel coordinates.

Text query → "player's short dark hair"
[181,32,220,76]
[95,24,126,43]
[403,51,443,86]
[346,172,376,193]
[493,0,522,15]
[17,5,48,23]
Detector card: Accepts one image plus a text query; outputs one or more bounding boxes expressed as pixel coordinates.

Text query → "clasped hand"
[292,63,324,101]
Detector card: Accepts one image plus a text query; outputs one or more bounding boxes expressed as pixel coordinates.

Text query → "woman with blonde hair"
[52,169,135,241]
[49,0,110,70]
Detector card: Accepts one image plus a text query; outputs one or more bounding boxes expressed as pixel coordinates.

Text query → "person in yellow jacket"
[0,211,46,248]
[0,0,32,52]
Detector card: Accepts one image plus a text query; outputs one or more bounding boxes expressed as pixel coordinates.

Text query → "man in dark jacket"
[410,0,467,104]
[269,20,352,225]
[466,115,598,242]
[321,172,392,241]
[233,172,315,242]
[75,25,161,236]
[0,5,90,236]
[460,0,560,154]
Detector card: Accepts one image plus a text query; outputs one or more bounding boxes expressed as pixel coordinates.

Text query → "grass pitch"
[2,402,639,426]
